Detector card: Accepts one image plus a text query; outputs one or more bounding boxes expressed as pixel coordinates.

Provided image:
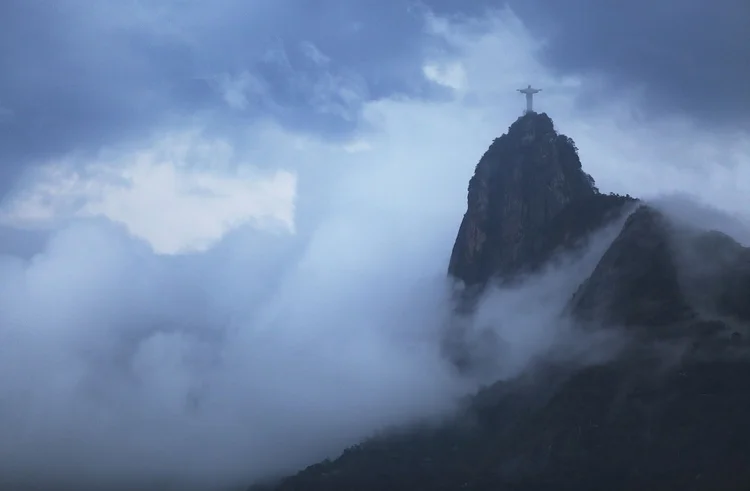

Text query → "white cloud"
[262,39,294,70]
[306,70,368,120]
[423,61,468,91]
[300,40,331,65]
[215,71,268,110]
[0,5,748,489]
[342,139,373,153]
[81,161,296,254]
[0,131,297,254]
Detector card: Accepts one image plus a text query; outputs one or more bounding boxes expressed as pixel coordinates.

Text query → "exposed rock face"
[448,112,598,287]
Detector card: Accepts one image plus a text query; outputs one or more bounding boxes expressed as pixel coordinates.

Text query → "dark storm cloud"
[0,0,450,197]
[0,0,207,193]
[506,0,750,125]
[1,0,746,199]
[422,0,749,124]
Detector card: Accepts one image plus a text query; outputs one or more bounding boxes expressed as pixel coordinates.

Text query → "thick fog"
[456,212,635,384]
[0,165,469,489]
[0,154,633,491]
[0,5,747,491]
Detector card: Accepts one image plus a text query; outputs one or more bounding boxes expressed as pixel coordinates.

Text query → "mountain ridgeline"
[252,112,750,490]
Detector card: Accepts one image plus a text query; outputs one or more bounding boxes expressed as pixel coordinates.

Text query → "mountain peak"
[508,110,555,134]
[448,112,599,287]
[253,112,750,491]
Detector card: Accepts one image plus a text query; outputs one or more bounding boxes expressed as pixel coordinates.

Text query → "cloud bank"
[0,5,747,490]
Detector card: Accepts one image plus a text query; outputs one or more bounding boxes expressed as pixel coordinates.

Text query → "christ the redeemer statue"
[517,84,541,113]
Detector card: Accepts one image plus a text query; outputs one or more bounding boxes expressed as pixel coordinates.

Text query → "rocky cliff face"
[448,112,599,287]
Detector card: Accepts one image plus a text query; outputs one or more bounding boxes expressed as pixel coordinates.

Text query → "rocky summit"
[250,113,750,491]
[448,112,600,287]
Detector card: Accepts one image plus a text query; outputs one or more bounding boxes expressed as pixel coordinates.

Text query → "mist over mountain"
[257,112,750,491]
[0,2,748,490]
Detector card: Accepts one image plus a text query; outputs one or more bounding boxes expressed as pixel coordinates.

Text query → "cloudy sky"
[1,0,748,252]
[0,0,748,489]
